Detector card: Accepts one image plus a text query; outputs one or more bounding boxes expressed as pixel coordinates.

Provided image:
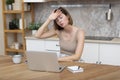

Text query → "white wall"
[0,1,5,55]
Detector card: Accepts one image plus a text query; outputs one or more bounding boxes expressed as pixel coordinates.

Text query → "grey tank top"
[58,29,79,55]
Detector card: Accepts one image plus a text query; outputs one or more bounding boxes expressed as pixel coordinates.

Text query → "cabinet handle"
[96,61,101,64]
[79,59,85,63]
[56,44,60,46]
[46,49,59,52]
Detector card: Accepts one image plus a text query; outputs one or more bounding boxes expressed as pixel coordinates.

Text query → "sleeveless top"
[58,28,79,55]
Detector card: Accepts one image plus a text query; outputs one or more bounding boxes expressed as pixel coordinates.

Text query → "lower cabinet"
[81,43,120,66]
[26,38,60,53]
[100,44,120,66]
[26,39,45,51]
[26,38,120,66]
[45,40,60,52]
[81,43,99,64]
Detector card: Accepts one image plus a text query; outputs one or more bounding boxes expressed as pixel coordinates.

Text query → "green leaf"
[28,22,42,30]
[6,0,14,5]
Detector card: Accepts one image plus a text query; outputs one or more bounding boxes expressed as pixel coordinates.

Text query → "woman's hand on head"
[48,9,62,21]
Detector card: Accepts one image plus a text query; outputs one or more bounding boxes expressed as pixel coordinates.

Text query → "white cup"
[12,55,22,64]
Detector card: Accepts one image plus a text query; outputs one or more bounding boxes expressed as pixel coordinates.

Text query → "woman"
[35,7,85,62]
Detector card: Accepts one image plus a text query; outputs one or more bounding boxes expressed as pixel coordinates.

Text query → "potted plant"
[6,0,14,10]
[28,22,42,35]
[9,18,19,30]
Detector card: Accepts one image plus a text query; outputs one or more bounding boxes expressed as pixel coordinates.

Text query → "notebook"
[26,51,65,72]
[67,66,84,73]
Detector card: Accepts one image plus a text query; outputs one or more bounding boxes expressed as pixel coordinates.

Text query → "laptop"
[26,51,65,72]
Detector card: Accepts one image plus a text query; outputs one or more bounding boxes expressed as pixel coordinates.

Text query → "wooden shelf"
[2,0,34,55]
[3,10,22,14]
[4,30,24,33]
[6,48,24,53]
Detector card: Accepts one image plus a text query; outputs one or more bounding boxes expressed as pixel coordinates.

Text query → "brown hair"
[54,7,73,30]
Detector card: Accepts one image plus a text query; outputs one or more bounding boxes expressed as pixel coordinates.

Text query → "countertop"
[25,36,120,44]
[0,55,120,80]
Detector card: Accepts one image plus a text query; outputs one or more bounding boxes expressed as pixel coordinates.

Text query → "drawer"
[26,39,45,51]
[45,40,60,52]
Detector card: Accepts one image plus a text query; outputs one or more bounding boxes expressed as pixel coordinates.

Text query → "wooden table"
[0,55,120,80]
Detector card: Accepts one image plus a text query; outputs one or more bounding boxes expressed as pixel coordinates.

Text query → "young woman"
[35,7,85,62]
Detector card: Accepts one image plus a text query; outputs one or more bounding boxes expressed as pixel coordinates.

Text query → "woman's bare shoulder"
[75,27,85,38]
[74,26,84,33]
[79,28,85,33]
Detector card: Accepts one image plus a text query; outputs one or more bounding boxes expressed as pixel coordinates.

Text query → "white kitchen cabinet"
[26,38,99,63]
[81,43,120,65]
[26,39,45,51]
[81,43,99,64]
[100,44,120,66]
[26,37,120,66]
[45,40,60,52]
[26,38,60,52]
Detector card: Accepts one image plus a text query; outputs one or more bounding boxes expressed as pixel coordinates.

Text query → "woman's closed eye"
[56,16,63,21]
[59,16,63,19]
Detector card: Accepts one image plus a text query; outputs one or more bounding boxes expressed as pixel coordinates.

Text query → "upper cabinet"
[24,0,57,3]
[24,0,120,4]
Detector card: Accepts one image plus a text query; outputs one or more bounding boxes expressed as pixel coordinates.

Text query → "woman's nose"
[58,19,62,23]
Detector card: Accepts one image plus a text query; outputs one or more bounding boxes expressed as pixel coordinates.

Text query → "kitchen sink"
[85,36,114,41]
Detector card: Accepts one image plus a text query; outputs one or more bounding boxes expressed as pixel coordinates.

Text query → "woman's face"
[55,13,69,28]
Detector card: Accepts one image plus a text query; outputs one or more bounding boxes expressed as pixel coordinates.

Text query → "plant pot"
[32,30,37,35]
[12,55,22,64]
[7,4,13,10]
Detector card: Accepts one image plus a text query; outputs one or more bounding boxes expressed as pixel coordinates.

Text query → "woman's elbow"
[73,55,80,61]
[34,33,41,38]
[75,57,80,61]
[34,33,39,38]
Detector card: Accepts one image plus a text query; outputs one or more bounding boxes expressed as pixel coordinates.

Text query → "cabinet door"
[81,43,99,63]
[100,44,120,66]
[26,39,45,51]
[45,40,60,52]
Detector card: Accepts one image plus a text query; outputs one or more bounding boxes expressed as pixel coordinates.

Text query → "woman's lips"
[60,23,63,26]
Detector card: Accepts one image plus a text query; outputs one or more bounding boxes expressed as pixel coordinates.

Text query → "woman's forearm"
[35,18,51,38]
[58,54,80,62]
[35,9,61,38]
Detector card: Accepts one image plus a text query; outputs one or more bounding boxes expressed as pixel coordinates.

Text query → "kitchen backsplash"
[34,2,120,37]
